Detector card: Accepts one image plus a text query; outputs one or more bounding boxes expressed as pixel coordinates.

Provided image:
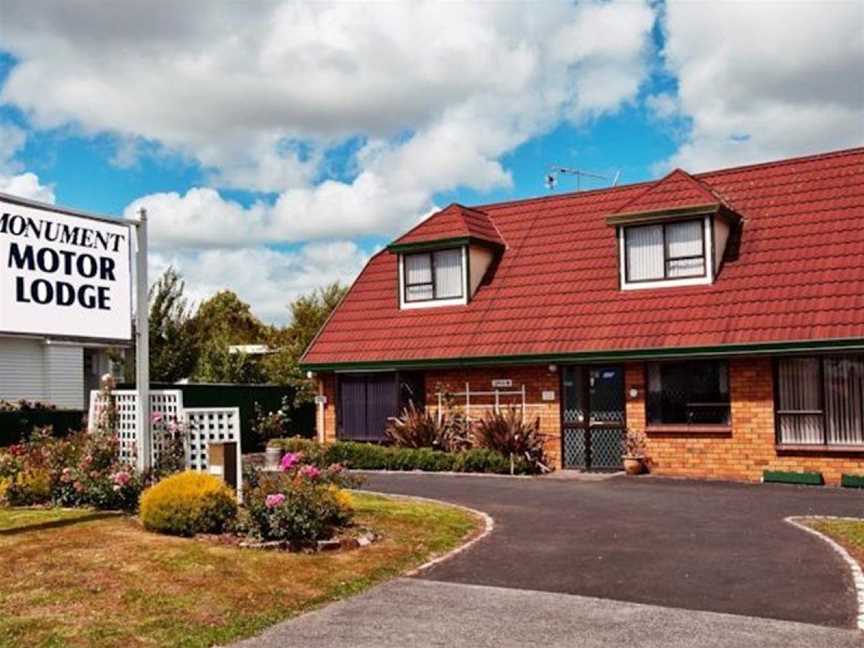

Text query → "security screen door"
[561,366,626,471]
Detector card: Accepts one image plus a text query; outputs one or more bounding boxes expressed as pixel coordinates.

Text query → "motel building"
[300,147,864,485]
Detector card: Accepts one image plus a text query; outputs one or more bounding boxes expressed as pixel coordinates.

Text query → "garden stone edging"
[785,516,864,631]
[357,489,495,576]
[239,528,378,552]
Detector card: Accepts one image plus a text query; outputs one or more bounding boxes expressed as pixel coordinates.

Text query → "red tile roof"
[391,203,505,248]
[303,148,864,368]
[610,168,729,217]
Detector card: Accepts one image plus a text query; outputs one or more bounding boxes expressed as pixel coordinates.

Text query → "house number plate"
[491,379,512,388]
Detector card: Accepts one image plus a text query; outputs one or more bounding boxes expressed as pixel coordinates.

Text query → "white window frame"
[619,215,714,291]
[399,246,469,310]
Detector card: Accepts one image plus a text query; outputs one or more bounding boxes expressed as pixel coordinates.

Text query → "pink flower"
[327,463,344,474]
[151,412,164,425]
[265,493,286,509]
[300,465,321,480]
[112,471,131,487]
[280,452,302,471]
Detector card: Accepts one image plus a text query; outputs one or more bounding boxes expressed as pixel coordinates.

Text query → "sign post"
[134,209,150,471]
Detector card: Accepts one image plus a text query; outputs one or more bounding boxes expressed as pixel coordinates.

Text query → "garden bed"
[806,517,864,566]
[0,492,480,647]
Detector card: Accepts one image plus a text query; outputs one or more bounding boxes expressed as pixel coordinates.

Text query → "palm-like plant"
[473,408,548,471]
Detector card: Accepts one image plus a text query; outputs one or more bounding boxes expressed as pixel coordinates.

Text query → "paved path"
[362,473,863,627]
[235,475,864,647]
[236,578,862,648]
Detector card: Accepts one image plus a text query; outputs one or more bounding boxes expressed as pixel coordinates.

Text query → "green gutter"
[301,337,864,372]
[387,235,502,253]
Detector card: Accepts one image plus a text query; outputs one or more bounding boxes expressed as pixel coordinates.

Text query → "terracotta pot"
[264,445,285,471]
[623,456,644,475]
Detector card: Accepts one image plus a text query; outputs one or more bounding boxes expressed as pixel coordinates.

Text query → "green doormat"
[763,470,823,486]
[841,474,864,488]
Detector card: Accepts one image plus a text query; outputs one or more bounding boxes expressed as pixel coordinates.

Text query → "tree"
[147,267,200,383]
[261,282,348,398]
[190,291,269,383]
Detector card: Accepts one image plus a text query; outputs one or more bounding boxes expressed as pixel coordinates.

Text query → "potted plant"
[621,428,648,475]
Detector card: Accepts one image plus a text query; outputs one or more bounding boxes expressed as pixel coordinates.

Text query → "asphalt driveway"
[361,473,863,628]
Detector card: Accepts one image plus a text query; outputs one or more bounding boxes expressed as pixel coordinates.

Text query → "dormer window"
[403,248,464,303]
[607,168,741,292]
[624,219,707,283]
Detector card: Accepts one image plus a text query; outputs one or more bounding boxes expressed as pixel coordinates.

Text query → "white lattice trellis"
[88,391,242,498]
[186,407,242,499]
[89,389,184,465]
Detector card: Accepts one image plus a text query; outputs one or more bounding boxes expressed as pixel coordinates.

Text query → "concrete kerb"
[785,516,864,631]
[356,489,495,576]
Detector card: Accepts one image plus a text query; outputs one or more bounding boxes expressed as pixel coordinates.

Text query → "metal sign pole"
[135,208,151,471]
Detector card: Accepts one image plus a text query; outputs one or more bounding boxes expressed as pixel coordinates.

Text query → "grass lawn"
[0,492,480,648]
[0,507,105,532]
[808,518,864,566]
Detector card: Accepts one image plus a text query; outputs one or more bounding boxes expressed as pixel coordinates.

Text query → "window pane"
[824,356,864,445]
[666,220,703,257]
[433,249,463,298]
[405,284,433,302]
[646,360,730,424]
[405,253,432,285]
[667,257,705,278]
[626,224,664,281]
[776,357,824,444]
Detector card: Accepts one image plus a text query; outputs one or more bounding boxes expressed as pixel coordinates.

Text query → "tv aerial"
[545,166,620,192]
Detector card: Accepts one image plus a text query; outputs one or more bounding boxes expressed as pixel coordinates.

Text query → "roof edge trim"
[302,337,864,371]
[387,235,503,254]
[606,203,720,226]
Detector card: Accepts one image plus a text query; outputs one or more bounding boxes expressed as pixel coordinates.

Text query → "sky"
[0,0,862,324]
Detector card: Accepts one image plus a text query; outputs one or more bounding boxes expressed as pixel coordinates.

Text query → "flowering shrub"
[251,398,292,447]
[151,412,187,476]
[243,453,356,545]
[0,427,145,511]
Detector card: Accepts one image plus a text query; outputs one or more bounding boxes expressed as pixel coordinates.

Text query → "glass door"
[561,366,626,471]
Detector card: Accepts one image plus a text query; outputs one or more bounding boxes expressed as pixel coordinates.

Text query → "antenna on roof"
[545,165,619,192]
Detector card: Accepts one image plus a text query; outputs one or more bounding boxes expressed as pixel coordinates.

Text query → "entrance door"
[561,366,626,471]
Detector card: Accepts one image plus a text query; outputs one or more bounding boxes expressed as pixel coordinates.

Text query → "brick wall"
[317,373,337,443]
[317,357,864,484]
[626,357,864,486]
[424,365,563,469]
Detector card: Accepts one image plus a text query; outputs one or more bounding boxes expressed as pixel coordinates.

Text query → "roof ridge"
[469,146,864,213]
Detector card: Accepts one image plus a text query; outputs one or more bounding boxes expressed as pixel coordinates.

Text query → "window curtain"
[626,224,664,281]
[824,357,864,445]
[666,220,704,277]
[433,249,462,298]
[405,253,433,301]
[776,357,824,444]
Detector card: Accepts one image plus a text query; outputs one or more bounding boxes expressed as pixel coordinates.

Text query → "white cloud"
[0,171,55,203]
[2,1,656,244]
[656,0,864,171]
[149,241,370,324]
[0,124,55,202]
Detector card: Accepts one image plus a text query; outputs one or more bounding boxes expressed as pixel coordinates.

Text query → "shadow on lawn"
[0,511,122,536]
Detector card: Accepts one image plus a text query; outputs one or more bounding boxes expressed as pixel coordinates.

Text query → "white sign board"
[491,379,512,388]
[0,196,132,341]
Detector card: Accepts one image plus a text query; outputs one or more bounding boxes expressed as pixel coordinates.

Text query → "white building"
[0,335,123,410]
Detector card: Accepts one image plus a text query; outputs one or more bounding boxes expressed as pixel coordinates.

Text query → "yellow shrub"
[328,485,353,513]
[7,469,52,506]
[139,471,237,537]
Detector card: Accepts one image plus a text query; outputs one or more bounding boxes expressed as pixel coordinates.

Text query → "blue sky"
[0,1,861,322]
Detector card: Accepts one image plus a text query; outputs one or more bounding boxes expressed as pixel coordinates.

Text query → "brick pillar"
[624,362,646,434]
[316,373,337,444]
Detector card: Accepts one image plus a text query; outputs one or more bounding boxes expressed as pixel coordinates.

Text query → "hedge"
[270,437,538,475]
[0,409,84,447]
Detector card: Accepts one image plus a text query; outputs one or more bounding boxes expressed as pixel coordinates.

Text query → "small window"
[646,360,730,425]
[776,355,864,446]
[403,248,463,303]
[625,219,706,283]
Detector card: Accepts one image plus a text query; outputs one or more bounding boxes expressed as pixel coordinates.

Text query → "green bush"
[841,474,864,488]
[268,438,537,474]
[139,471,238,536]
